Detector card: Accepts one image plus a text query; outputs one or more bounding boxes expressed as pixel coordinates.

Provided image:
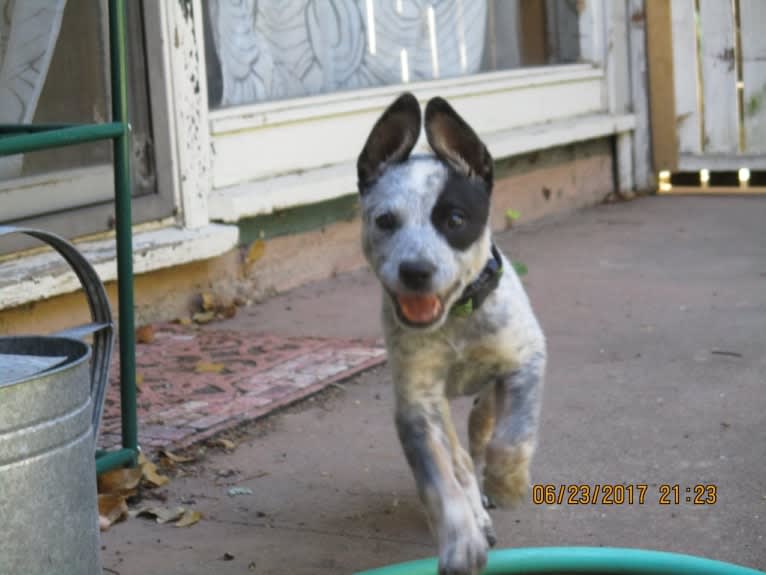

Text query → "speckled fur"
[358,94,546,575]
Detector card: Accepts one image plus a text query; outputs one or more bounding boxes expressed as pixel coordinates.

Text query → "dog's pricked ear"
[357,92,421,192]
[425,97,493,188]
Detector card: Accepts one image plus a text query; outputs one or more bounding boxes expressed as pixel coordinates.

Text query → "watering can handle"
[0,226,115,438]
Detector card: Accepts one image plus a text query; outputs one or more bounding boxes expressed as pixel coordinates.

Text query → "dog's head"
[357,93,494,331]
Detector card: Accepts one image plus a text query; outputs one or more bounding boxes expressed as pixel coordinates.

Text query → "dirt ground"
[101,195,766,574]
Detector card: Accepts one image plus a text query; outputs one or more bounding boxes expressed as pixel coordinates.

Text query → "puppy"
[357,93,546,575]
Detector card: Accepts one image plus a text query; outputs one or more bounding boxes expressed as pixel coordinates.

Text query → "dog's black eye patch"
[375,212,399,232]
[431,171,489,250]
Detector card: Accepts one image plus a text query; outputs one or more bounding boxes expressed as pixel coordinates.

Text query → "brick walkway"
[98,323,386,450]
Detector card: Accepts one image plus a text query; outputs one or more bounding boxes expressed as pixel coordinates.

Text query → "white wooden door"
[670,0,766,171]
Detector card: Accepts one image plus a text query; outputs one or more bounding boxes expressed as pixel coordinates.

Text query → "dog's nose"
[399,260,435,291]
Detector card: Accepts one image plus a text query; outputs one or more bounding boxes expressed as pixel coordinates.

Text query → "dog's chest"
[443,338,518,397]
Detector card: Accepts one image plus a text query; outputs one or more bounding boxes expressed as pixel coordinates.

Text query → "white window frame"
[199,0,638,223]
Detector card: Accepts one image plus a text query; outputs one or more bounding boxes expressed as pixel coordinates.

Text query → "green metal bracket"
[0,0,138,474]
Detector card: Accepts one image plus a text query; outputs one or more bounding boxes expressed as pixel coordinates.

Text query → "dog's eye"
[446,209,466,230]
[375,212,398,231]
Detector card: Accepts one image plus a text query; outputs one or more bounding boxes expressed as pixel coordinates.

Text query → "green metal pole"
[95,448,137,475]
[0,123,123,154]
[0,123,76,134]
[108,0,138,459]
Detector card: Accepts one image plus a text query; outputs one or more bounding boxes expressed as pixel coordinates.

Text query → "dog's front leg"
[483,351,545,508]
[396,397,488,575]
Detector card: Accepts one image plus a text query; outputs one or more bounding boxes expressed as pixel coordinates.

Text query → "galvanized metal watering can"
[0,226,115,575]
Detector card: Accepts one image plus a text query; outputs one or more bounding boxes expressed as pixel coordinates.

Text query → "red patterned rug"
[99,324,386,450]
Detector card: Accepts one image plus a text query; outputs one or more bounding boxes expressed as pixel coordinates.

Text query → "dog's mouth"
[387,283,461,329]
[395,293,444,326]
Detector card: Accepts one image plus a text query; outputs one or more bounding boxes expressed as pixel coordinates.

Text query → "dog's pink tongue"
[397,294,442,324]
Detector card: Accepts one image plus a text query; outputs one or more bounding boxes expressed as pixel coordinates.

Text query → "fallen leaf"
[136,325,155,344]
[138,453,170,487]
[212,437,236,450]
[98,494,128,530]
[174,317,193,326]
[143,464,170,487]
[220,303,238,319]
[246,240,266,266]
[505,209,521,222]
[195,361,225,374]
[136,506,186,524]
[158,448,195,464]
[135,372,145,389]
[98,467,142,495]
[200,292,216,311]
[227,486,253,497]
[248,561,257,571]
[175,509,202,528]
[192,311,216,324]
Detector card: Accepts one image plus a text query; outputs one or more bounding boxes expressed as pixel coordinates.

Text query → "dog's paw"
[438,528,488,575]
[474,501,496,547]
[438,502,488,575]
[483,441,533,508]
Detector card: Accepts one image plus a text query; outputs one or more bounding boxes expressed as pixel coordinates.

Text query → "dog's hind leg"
[483,351,545,508]
[396,398,488,575]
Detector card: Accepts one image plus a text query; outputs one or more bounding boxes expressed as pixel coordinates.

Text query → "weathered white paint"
[628,0,653,189]
[740,0,766,153]
[604,0,634,192]
[209,65,605,189]
[578,0,604,66]
[678,153,766,171]
[209,161,357,222]
[617,131,634,193]
[159,0,211,229]
[208,112,636,222]
[483,113,635,161]
[604,0,631,114]
[0,224,239,310]
[698,0,738,153]
[142,1,183,225]
[671,0,701,155]
[0,165,111,221]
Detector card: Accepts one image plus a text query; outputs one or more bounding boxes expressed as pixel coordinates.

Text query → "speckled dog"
[357,93,546,575]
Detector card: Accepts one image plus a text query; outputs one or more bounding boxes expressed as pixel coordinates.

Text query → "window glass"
[0,0,109,180]
[204,0,580,109]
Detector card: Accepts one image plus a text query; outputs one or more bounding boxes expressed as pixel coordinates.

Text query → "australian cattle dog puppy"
[357,93,546,575]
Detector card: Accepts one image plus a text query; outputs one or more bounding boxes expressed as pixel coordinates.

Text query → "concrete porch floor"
[101,195,766,574]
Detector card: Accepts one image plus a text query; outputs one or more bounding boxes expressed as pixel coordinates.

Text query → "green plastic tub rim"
[353,546,765,575]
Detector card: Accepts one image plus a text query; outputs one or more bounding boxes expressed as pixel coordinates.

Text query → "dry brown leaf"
[175,509,202,528]
[192,311,216,324]
[174,317,193,326]
[220,304,238,319]
[246,240,266,266]
[200,292,216,311]
[138,453,170,487]
[98,467,143,495]
[142,463,170,487]
[158,448,195,464]
[136,324,155,344]
[98,494,128,530]
[136,506,186,524]
[211,437,236,450]
[135,372,145,389]
[195,361,225,374]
